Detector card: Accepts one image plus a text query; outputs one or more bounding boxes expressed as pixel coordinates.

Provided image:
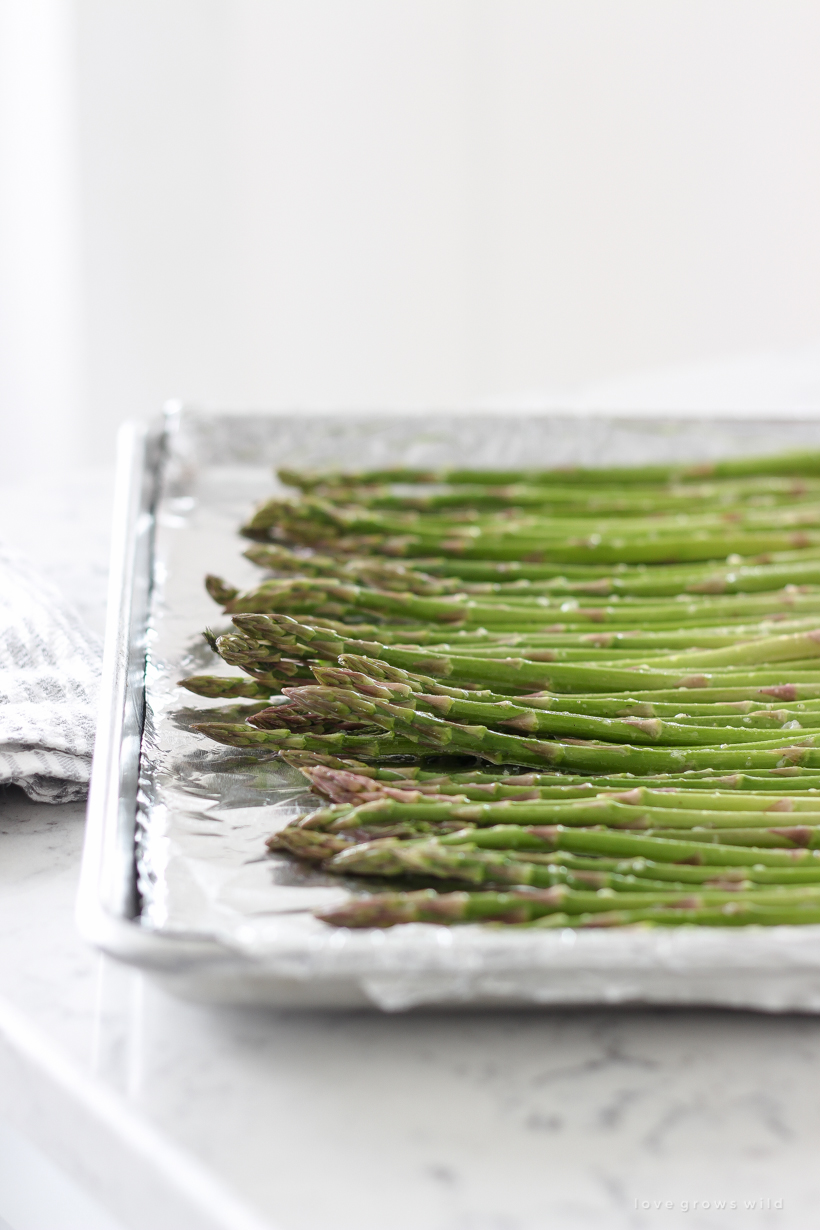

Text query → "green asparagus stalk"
[276,686,820,773]
[278,449,820,491]
[438,824,820,866]
[526,904,820,928]
[599,630,820,670]
[298,765,595,805]
[395,543,820,584]
[298,765,820,814]
[240,490,820,563]
[334,653,820,717]
[220,576,820,627]
[551,685,820,703]
[671,710,820,730]
[419,620,820,653]
[243,543,465,595]
[281,522,820,566]
[635,826,820,848]
[214,632,317,682]
[268,823,456,861]
[245,702,377,734]
[191,723,428,756]
[277,752,820,791]
[428,767,820,788]
[275,619,478,646]
[272,496,820,540]
[303,793,820,834]
[286,680,820,749]
[325,838,820,899]
[442,823,820,865]
[354,816,820,884]
[321,837,689,890]
[581,560,820,599]
[555,856,820,886]
[277,750,390,774]
[294,765,452,807]
[315,885,820,928]
[226,613,820,695]
[303,668,820,743]
[244,496,820,552]
[493,851,820,886]
[585,785,820,812]
[178,675,279,699]
[282,478,820,516]
[268,828,355,861]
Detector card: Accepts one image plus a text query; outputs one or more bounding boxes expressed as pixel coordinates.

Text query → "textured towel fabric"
[0,545,102,803]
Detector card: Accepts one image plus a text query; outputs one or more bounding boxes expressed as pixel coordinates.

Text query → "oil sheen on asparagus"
[181,446,820,930]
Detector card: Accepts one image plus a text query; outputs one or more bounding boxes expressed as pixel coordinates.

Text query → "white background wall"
[2,0,820,474]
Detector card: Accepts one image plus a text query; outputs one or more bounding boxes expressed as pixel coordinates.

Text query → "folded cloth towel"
[0,545,102,803]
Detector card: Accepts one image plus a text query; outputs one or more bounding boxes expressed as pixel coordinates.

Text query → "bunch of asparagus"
[181,447,820,930]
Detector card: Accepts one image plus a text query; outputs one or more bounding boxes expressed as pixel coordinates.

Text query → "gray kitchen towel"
[0,544,102,803]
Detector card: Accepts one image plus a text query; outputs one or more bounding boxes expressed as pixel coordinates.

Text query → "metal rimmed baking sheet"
[79,407,820,1011]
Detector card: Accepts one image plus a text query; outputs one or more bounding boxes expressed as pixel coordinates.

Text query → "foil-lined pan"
[78,406,820,1010]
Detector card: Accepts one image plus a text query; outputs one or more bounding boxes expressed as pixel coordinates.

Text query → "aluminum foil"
[136,409,820,1011]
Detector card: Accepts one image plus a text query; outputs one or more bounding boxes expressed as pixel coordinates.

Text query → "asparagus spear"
[325,838,820,898]
[213,632,317,679]
[328,821,820,883]
[275,520,820,566]
[276,752,820,792]
[586,785,820,812]
[454,628,820,669]
[428,767,820,788]
[219,575,820,627]
[527,905,820,928]
[552,685,820,702]
[315,886,820,928]
[298,766,820,814]
[289,809,820,884]
[178,675,279,699]
[268,823,453,861]
[243,543,465,595]
[334,653,820,718]
[278,449,820,491]
[274,685,820,773]
[441,824,820,866]
[285,478,820,516]
[268,828,355,861]
[285,680,820,749]
[299,765,595,805]
[242,488,820,563]
[246,494,820,549]
[634,827,820,849]
[295,765,467,807]
[541,855,820,886]
[490,851,820,886]
[305,666,820,740]
[585,560,820,598]
[277,750,390,774]
[224,614,820,695]
[420,621,820,653]
[191,723,428,756]
[245,702,378,734]
[265,620,496,646]
[297,497,820,539]
[302,793,820,834]
[395,544,820,584]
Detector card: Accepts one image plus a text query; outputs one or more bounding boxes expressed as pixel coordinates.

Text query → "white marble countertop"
[3,465,820,1230]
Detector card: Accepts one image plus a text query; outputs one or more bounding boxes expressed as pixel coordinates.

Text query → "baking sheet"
[135,409,820,1011]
